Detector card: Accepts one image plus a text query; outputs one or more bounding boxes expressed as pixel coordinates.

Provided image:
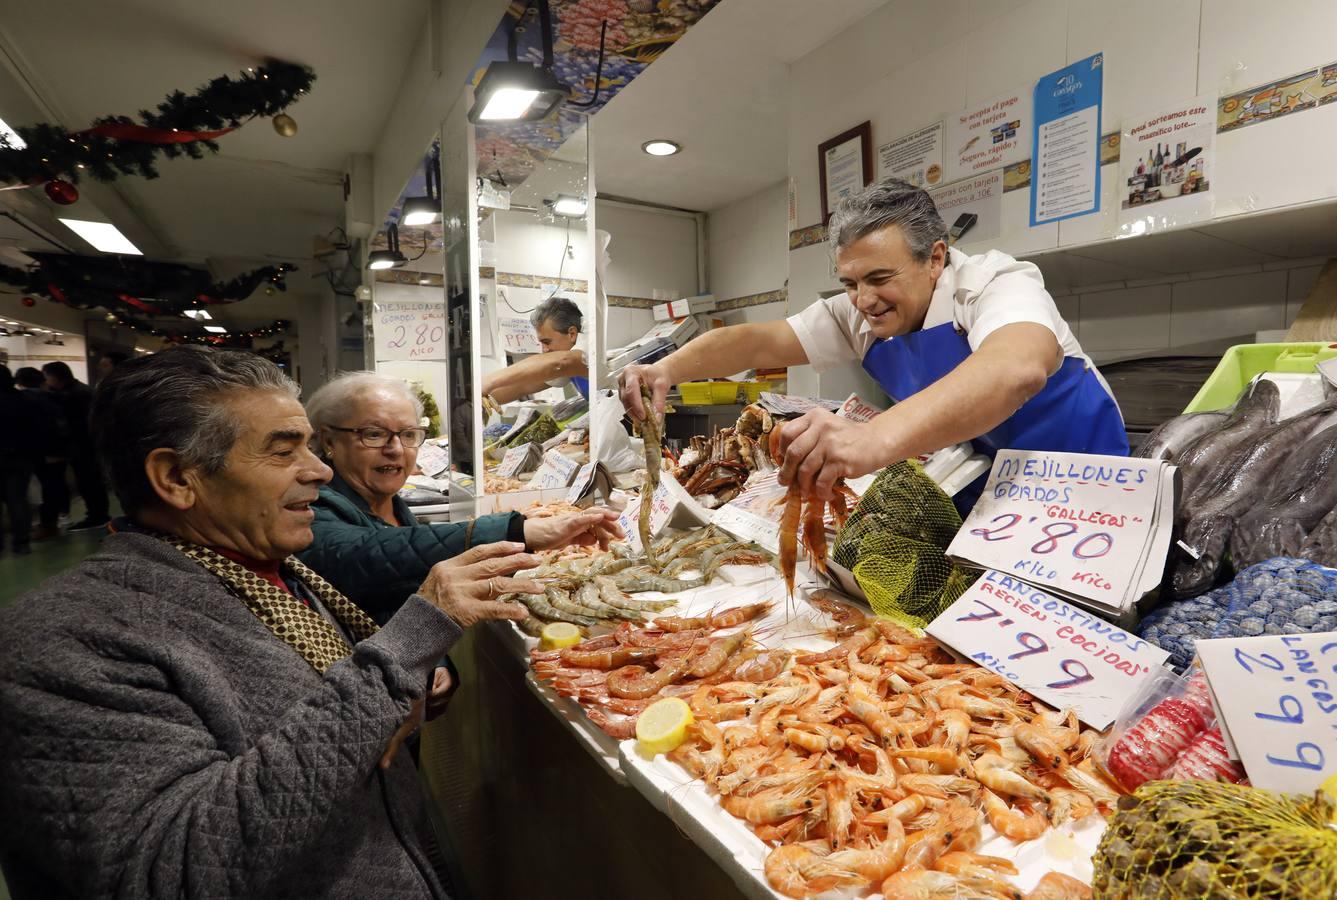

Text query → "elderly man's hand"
[415,542,543,628]
[776,409,889,499]
[523,509,623,552]
[378,668,454,770]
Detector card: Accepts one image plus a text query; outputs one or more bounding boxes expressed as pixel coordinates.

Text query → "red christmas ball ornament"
[44,179,79,206]
[21,296,36,307]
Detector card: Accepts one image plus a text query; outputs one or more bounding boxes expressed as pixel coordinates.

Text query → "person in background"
[15,367,69,540]
[0,346,544,899]
[41,361,109,531]
[95,350,128,380]
[480,296,589,404]
[0,366,46,555]
[620,179,1126,513]
[300,371,620,624]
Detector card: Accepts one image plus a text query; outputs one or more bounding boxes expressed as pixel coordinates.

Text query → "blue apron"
[570,375,590,399]
[862,322,1128,516]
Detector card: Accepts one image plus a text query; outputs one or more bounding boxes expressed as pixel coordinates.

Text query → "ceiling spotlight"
[467,1,567,123]
[367,224,407,270]
[549,194,587,218]
[642,140,680,157]
[401,149,442,226]
[183,309,212,320]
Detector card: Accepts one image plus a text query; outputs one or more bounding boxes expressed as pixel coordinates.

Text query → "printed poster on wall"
[1119,96,1214,230]
[1030,53,1103,226]
[928,169,1003,246]
[876,122,944,188]
[944,86,1032,184]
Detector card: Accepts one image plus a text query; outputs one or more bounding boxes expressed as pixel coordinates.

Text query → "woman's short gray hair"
[304,371,423,437]
[827,178,948,262]
[531,296,583,334]
[90,346,299,515]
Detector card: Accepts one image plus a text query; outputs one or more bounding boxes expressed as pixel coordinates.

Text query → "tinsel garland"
[114,313,292,346]
[0,59,314,186]
[0,253,293,315]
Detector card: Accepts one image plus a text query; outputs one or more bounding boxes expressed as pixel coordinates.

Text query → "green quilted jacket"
[299,472,524,624]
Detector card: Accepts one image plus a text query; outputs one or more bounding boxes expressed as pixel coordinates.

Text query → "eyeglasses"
[327,425,428,448]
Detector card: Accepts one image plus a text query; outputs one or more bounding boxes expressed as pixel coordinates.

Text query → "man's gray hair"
[530,296,583,334]
[827,178,949,262]
[304,371,423,438]
[91,346,300,515]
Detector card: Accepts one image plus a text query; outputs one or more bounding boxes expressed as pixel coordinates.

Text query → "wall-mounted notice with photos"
[374,299,447,362]
[1119,95,1214,232]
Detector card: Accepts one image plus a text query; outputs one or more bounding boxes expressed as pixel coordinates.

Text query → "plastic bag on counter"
[1139,556,1337,670]
[590,389,643,474]
[1096,666,1245,792]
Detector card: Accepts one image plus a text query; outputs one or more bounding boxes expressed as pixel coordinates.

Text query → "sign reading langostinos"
[927,570,1170,730]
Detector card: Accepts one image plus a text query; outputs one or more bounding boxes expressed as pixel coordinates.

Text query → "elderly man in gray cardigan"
[0,347,545,899]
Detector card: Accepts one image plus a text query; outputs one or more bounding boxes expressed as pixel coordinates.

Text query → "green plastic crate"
[1183,342,1337,413]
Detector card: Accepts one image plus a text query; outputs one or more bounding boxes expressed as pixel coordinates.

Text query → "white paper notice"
[415,442,450,478]
[497,315,541,355]
[495,444,535,479]
[944,87,1032,183]
[929,170,1003,245]
[877,122,944,188]
[1196,632,1337,794]
[927,570,1169,730]
[530,449,581,490]
[1034,106,1100,222]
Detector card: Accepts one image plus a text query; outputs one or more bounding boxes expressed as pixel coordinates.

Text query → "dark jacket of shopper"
[0,532,454,899]
[299,471,524,624]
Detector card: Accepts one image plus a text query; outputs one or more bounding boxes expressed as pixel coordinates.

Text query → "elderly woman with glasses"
[298,372,620,626]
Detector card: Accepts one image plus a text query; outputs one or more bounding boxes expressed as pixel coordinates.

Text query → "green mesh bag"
[832,460,978,629]
[1094,780,1337,898]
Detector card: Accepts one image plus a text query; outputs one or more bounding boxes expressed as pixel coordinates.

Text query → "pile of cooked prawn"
[665,600,1116,899]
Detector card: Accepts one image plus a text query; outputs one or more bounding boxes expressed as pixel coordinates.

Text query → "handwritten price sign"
[947,450,1172,615]
[530,449,581,490]
[927,569,1169,729]
[496,444,535,479]
[373,300,447,362]
[1196,632,1337,794]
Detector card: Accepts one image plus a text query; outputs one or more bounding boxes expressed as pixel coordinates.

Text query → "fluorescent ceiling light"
[551,194,587,218]
[203,325,228,333]
[58,218,142,255]
[642,140,680,157]
[183,309,212,320]
[0,116,25,149]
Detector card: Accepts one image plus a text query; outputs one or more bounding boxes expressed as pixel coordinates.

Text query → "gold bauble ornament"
[272,114,298,137]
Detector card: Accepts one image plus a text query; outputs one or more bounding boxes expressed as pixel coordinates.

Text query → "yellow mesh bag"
[1094,780,1337,898]
[832,460,978,629]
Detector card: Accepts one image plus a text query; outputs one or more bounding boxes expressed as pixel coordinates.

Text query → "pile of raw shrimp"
[530,601,784,739]
[667,599,1119,899]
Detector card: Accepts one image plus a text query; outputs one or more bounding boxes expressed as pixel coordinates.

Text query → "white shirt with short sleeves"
[786,246,1114,400]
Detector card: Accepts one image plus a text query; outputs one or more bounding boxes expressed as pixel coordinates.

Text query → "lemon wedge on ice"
[636,697,693,755]
[539,621,581,650]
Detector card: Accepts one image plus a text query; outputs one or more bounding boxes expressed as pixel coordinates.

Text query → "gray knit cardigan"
[0,531,460,899]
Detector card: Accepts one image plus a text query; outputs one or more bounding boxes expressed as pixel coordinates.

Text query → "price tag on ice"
[496,444,534,479]
[946,450,1170,612]
[530,449,581,490]
[566,462,598,504]
[926,570,1169,729]
[1195,632,1337,795]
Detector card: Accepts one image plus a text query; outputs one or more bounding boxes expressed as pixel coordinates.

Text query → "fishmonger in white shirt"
[619,179,1126,512]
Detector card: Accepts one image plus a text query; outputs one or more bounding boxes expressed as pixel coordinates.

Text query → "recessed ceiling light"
[58,218,142,255]
[183,309,212,320]
[203,324,228,333]
[642,140,680,157]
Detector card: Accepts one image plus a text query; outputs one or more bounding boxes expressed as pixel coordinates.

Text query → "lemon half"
[636,697,694,755]
[539,621,581,650]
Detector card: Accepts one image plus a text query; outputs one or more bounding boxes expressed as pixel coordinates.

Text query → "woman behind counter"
[299,372,619,623]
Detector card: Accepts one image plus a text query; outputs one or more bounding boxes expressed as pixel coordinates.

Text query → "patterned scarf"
[156,535,379,674]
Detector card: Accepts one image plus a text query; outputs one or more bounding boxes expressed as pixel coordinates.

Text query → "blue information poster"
[1030,53,1103,226]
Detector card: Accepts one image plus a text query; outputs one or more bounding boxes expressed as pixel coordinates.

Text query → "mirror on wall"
[476,125,594,495]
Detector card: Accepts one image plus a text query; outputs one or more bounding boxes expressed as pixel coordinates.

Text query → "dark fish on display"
[1170,403,1332,599]
[1301,504,1337,567]
[1171,379,1279,500]
[1134,410,1230,461]
[1229,422,1337,567]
